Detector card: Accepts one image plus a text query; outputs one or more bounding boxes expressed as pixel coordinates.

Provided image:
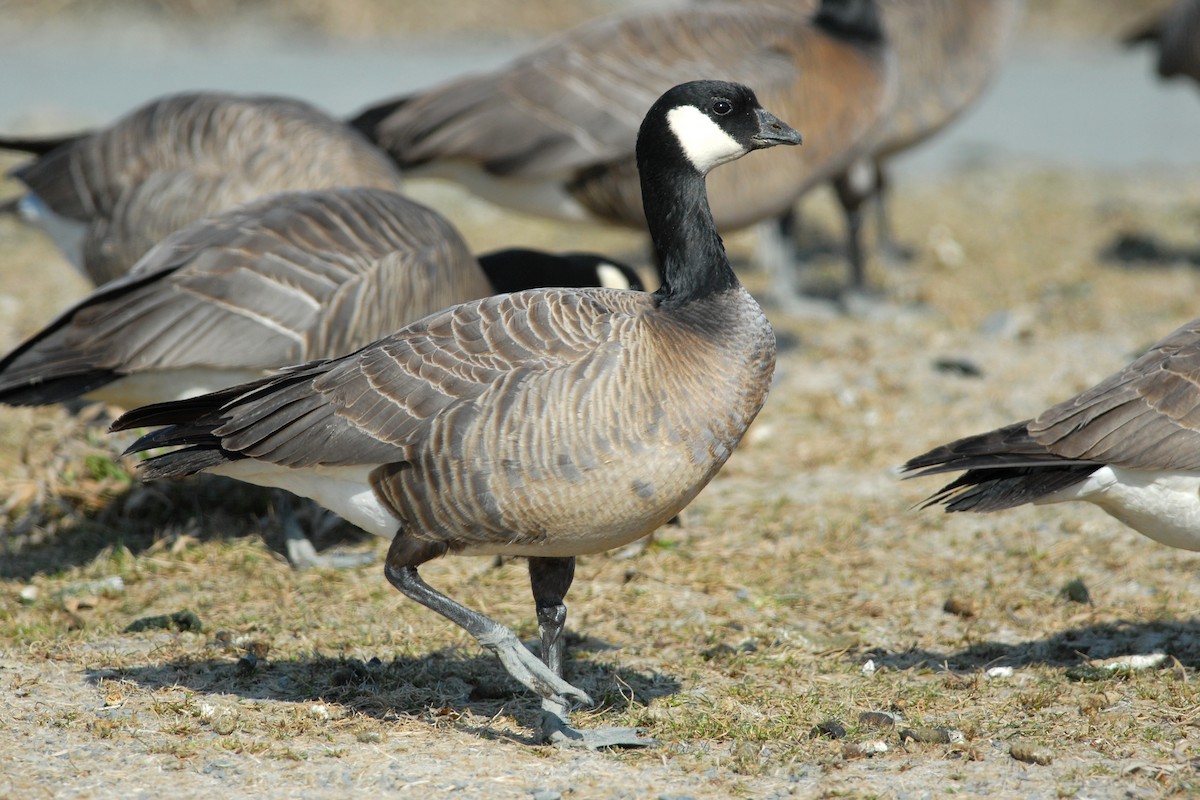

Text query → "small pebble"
[861,659,876,676]
[212,715,237,736]
[1010,743,1054,766]
[943,597,976,618]
[809,719,847,740]
[858,711,898,729]
[844,740,888,759]
[531,791,562,800]
[1060,577,1091,604]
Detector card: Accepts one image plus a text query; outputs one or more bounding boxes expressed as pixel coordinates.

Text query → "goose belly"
[211,461,398,538]
[1038,466,1200,551]
[89,368,271,409]
[16,193,86,272]
[458,450,720,558]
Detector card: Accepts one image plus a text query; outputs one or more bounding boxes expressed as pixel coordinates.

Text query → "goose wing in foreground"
[904,318,1200,550]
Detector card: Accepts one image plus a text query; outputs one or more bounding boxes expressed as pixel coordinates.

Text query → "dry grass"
[4,157,1200,797]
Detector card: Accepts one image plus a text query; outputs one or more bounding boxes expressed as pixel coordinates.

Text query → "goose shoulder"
[1027,319,1200,471]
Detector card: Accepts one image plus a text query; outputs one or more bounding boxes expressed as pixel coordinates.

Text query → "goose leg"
[383,537,592,713]
[873,167,914,264]
[275,490,375,570]
[528,556,655,749]
[760,210,839,319]
[833,167,872,296]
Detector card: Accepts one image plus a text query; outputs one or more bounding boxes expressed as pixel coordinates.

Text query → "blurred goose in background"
[0,187,641,568]
[112,80,801,747]
[1125,0,1200,88]
[903,317,1200,553]
[350,0,893,313]
[0,92,404,285]
[824,0,1024,292]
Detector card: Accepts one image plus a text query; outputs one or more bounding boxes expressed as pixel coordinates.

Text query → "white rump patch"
[597,263,632,290]
[212,461,398,538]
[18,193,87,272]
[666,105,746,173]
[89,368,269,409]
[1039,466,1200,551]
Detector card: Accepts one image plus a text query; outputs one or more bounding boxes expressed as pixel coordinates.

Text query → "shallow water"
[0,18,1198,177]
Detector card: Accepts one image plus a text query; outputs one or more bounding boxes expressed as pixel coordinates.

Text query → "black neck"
[639,152,738,309]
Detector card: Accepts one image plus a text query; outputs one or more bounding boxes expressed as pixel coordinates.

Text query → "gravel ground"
[3,3,1200,798]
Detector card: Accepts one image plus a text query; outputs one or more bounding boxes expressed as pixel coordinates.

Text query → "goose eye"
[711,98,732,116]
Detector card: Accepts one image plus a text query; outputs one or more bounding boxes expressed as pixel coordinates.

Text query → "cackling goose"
[111,80,801,747]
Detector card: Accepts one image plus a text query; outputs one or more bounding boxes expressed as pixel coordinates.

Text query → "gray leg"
[760,210,839,319]
[833,170,871,295]
[275,490,375,570]
[873,167,914,264]
[383,537,591,712]
[528,556,655,749]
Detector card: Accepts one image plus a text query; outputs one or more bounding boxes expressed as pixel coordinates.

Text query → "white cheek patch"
[667,105,746,173]
[596,263,632,290]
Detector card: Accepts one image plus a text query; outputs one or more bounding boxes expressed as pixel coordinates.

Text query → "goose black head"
[639,80,803,176]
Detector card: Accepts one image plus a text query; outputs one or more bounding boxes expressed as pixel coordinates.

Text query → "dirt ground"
[4,3,1200,799]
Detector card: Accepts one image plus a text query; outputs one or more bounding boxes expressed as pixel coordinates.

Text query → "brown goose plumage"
[1,92,404,284]
[114,80,800,746]
[824,0,1023,288]
[903,317,1200,551]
